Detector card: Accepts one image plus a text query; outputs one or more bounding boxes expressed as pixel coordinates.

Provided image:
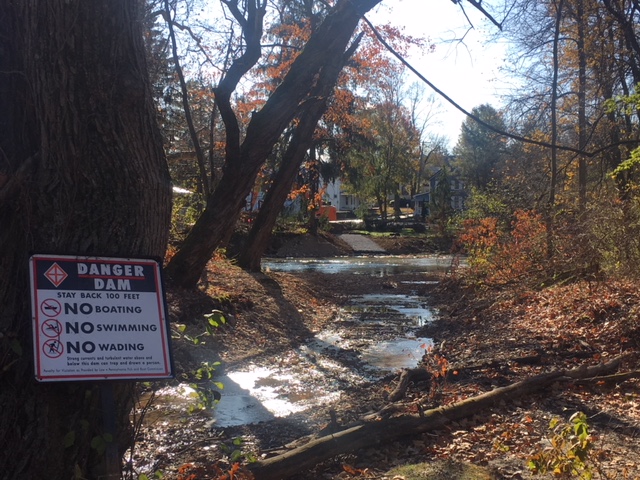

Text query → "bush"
[457,209,547,285]
[582,194,640,278]
[411,223,427,233]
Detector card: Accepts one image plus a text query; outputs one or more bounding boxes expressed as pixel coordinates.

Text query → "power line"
[363,16,638,158]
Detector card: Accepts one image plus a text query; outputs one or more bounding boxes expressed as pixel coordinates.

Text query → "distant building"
[323,177,363,212]
[413,168,466,219]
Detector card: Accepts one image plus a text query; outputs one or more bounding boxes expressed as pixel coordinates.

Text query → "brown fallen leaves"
[139,251,640,479]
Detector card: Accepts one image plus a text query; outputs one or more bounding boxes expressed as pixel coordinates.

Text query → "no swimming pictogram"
[41,319,62,338]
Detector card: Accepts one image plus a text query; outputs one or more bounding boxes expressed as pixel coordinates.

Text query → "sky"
[369,0,511,148]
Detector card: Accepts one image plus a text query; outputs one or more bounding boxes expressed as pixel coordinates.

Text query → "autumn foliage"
[177,462,254,480]
[458,210,547,286]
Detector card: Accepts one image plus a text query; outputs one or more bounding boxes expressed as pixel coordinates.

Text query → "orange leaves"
[177,462,255,480]
[342,463,375,477]
[459,217,500,252]
[288,184,310,200]
[177,463,198,480]
[458,210,547,285]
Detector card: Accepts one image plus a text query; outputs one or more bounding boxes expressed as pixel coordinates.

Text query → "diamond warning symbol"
[44,263,68,287]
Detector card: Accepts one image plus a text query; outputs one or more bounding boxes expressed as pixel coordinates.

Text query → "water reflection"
[350,293,435,326]
[361,338,432,371]
[262,255,454,275]
[211,256,443,427]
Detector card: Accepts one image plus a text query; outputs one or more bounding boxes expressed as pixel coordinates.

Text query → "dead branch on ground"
[248,355,627,480]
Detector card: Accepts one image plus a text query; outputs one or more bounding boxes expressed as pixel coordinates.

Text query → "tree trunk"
[164,0,210,197]
[165,0,382,289]
[308,151,320,236]
[576,0,587,212]
[0,2,171,479]
[546,0,564,260]
[248,357,624,480]
[236,38,360,271]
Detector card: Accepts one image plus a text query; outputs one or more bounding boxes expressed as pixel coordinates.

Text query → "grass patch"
[352,229,431,238]
[385,460,496,480]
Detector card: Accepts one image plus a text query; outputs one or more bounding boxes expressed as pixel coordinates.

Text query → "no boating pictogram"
[44,263,68,287]
[40,299,61,317]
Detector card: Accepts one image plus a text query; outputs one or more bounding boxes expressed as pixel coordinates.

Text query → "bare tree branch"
[363,17,640,159]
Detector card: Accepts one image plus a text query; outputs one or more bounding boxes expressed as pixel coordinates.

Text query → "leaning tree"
[0,1,172,478]
[164,0,383,288]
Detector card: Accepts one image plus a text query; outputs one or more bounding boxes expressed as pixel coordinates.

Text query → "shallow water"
[262,254,455,275]
[209,256,443,427]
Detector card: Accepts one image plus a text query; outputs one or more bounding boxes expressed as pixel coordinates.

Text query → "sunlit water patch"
[361,338,433,371]
[211,359,351,428]
[262,255,455,275]
[209,257,441,428]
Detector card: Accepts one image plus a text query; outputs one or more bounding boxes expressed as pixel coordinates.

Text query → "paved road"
[338,233,386,254]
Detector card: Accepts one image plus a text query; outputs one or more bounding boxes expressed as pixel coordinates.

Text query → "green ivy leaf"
[230,449,243,462]
[64,430,76,448]
[10,339,22,356]
[91,435,106,455]
[206,310,227,327]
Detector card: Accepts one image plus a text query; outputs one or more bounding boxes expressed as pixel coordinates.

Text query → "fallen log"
[248,355,625,480]
[387,354,545,403]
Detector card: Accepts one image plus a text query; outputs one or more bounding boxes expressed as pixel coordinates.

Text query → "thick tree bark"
[165,0,381,289]
[248,357,625,480]
[0,2,171,479]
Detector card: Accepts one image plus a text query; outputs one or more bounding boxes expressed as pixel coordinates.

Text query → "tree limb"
[363,17,640,158]
[248,355,625,480]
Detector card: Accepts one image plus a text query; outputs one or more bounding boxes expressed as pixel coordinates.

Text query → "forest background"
[153,0,640,286]
[3,0,640,478]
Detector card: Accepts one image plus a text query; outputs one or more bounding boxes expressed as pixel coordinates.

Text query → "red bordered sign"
[29,254,174,382]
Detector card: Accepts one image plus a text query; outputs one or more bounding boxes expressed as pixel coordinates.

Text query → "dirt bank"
[131,237,640,480]
[269,231,441,257]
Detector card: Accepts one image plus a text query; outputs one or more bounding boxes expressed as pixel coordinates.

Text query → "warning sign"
[29,254,174,382]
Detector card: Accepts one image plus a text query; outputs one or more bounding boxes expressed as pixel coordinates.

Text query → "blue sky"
[369,0,510,147]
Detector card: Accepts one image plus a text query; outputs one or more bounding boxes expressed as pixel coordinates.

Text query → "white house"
[323,177,362,212]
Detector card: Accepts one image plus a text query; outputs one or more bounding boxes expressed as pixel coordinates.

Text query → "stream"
[209,255,450,428]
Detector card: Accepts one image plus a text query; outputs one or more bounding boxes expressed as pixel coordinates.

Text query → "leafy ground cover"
[130,234,640,480]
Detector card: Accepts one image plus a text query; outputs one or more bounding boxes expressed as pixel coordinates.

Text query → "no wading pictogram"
[43,339,63,358]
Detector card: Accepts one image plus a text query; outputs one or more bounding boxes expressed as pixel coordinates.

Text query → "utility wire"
[363,16,638,158]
